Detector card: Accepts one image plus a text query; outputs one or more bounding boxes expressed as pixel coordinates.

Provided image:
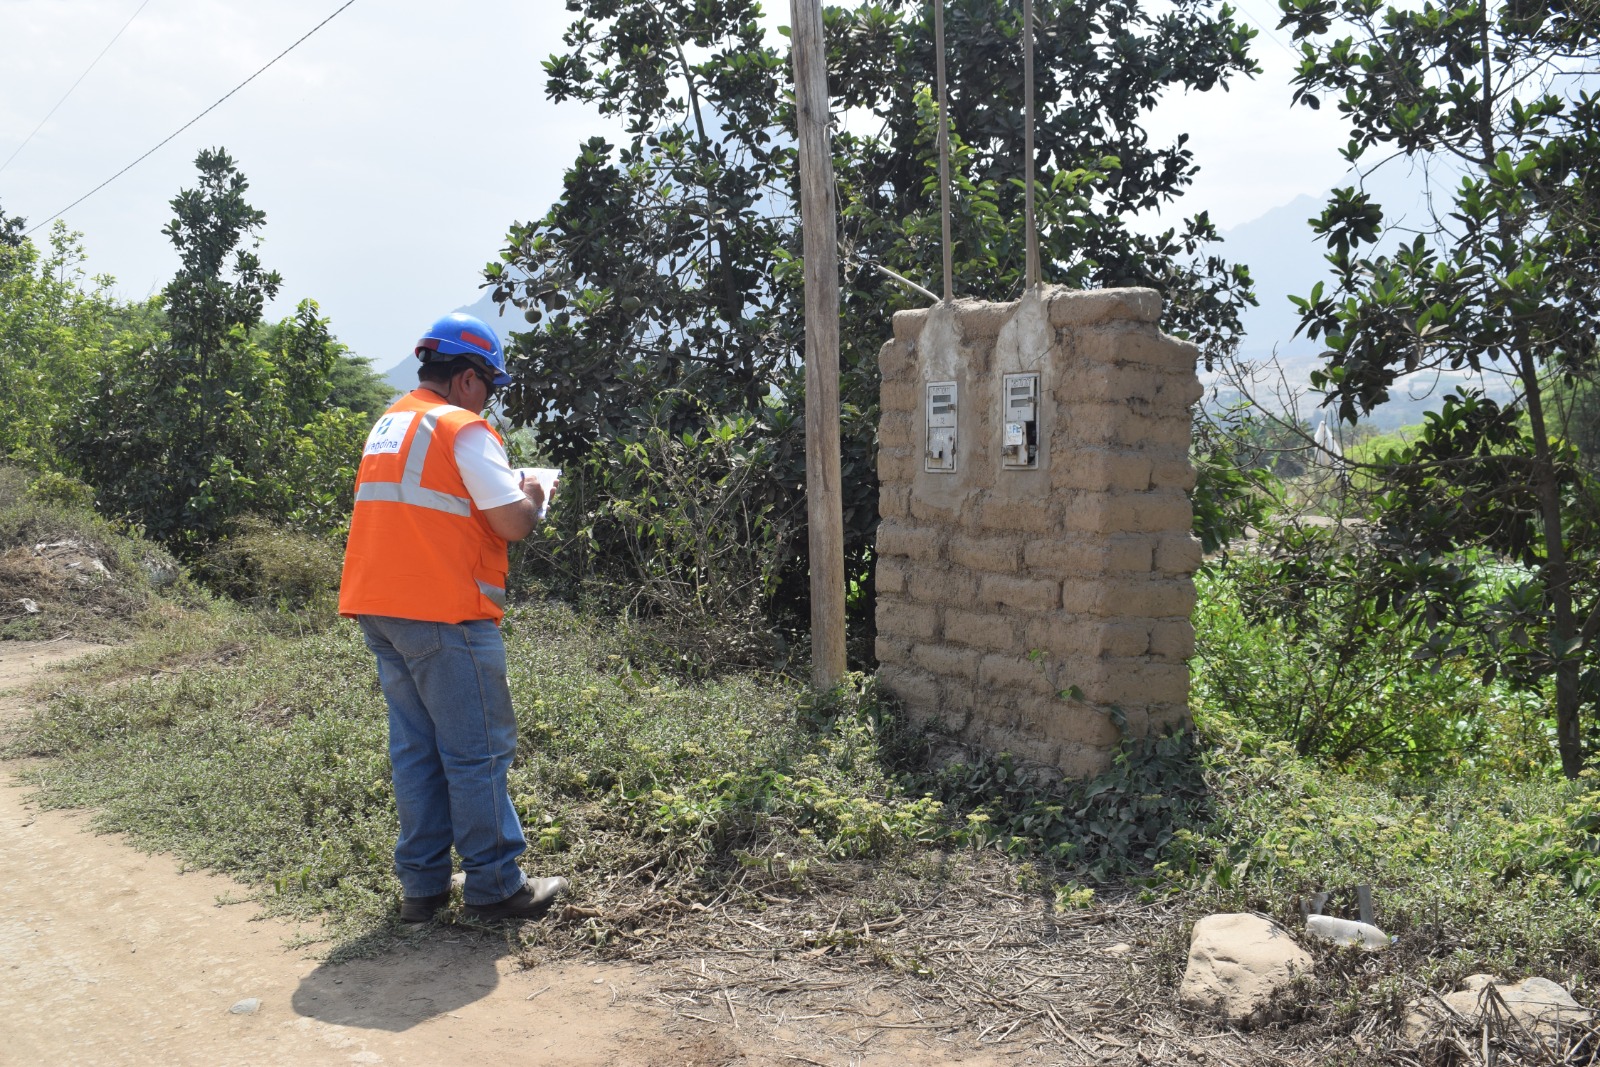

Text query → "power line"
[23,0,358,237]
[0,0,153,178]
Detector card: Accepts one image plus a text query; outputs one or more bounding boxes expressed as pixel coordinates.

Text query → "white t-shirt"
[455,423,526,510]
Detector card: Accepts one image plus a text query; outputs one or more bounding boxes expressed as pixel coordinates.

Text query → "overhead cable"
[24,0,358,237]
[0,0,153,177]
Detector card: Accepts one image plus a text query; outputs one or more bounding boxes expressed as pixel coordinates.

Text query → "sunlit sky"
[1,0,1350,374]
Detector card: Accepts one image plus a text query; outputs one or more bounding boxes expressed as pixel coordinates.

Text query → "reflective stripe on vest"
[353,409,472,516]
[477,580,507,608]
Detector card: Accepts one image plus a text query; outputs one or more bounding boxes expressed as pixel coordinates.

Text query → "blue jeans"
[358,615,528,906]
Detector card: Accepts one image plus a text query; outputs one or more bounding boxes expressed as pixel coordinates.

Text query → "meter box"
[925,380,958,472]
[1001,372,1040,469]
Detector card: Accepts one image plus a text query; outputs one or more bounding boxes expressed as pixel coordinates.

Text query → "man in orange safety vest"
[340,312,567,923]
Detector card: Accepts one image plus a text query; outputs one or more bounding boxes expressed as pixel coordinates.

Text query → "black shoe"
[398,890,451,923]
[462,877,569,922]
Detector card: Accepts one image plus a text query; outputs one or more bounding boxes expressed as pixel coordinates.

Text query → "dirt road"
[0,642,1010,1067]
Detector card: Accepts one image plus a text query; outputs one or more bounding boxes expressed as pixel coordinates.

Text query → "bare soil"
[0,641,1028,1067]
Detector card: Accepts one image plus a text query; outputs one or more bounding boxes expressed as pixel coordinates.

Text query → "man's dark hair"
[418,356,478,385]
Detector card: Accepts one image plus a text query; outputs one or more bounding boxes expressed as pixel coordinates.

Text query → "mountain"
[1214,164,1513,430]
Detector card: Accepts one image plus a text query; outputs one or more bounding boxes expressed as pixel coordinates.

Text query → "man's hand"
[481,475,551,542]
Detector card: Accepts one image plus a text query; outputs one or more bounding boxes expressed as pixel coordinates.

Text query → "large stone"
[1403,974,1593,1046]
[1179,913,1313,1027]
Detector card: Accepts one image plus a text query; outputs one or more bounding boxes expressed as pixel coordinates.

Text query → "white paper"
[516,467,562,519]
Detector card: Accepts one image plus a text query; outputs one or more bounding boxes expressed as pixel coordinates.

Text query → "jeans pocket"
[385,618,443,661]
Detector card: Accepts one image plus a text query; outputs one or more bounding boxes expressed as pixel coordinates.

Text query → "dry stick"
[852,254,939,302]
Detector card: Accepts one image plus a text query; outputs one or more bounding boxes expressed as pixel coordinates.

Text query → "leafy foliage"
[1193,534,1554,773]
[491,0,1257,647]
[1166,732,1600,991]
[522,407,800,673]
[58,150,367,552]
[0,464,201,642]
[0,222,142,470]
[1280,0,1600,774]
[921,726,1211,881]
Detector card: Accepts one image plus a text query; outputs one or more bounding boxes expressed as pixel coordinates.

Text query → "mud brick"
[878,411,914,450]
[879,338,916,378]
[1093,578,1197,619]
[875,556,911,596]
[892,309,929,343]
[942,607,1019,652]
[1149,454,1198,491]
[1023,616,1099,661]
[1094,620,1153,658]
[1149,618,1196,661]
[977,652,1060,697]
[977,573,1061,612]
[1154,533,1203,576]
[907,567,978,607]
[874,633,913,666]
[910,493,965,526]
[949,533,1022,574]
[879,379,920,418]
[877,484,911,520]
[1048,287,1162,327]
[1113,409,1197,451]
[1117,323,1202,372]
[956,298,1016,339]
[876,600,940,641]
[912,642,981,680]
[878,663,940,707]
[1043,706,1124,749]
[975,495,1058,534]
[1053,449,1153,492]
[877,446,918,483]
[876,520,942,561]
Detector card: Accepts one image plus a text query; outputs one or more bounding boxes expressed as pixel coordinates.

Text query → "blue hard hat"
[415,312,511,387]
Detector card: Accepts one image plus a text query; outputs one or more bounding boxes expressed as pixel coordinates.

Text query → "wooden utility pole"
[933,0,953,301]
[789,0,847,689]
[1022,0,1040,287]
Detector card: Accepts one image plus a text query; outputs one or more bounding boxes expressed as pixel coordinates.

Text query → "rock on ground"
[1404,974,1593,1046]
[1179,913,1313,1028]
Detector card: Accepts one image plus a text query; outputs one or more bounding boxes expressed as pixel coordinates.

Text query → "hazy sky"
[1,0,1350,373]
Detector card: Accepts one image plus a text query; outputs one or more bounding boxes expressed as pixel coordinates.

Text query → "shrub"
[519,410,797,675]
[200,515,343,620]
[1192,527,1552,774]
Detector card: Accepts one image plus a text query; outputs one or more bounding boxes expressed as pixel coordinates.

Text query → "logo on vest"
[363,411,416,456]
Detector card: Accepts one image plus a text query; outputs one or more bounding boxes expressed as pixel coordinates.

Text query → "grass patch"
[1156,730,1600,1038]
[6,598,1206,953]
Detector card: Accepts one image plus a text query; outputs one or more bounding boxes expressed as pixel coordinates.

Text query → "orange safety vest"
[339,389,510,624]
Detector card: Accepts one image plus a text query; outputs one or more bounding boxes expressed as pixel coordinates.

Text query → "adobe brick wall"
[874,286,1202,778]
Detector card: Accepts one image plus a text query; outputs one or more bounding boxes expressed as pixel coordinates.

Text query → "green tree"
[65,149,365,549]
[490,0,1256,639]
[0,201,23,248]
[0,220,127,469]
[1281,0,1600,775]
[317,349,394,419]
